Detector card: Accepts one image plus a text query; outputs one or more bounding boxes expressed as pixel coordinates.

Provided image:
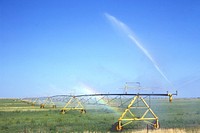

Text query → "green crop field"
[0,98,200,132]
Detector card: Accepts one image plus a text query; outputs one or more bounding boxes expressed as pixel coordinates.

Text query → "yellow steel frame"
[116,95,160,131]
[168,93,173,103]
[31,98,38,106]
[40,97,56,108]
[61,96,85,114]
[22,98,41,107]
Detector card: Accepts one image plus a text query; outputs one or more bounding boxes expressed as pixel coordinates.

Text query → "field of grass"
[0,98,200,132]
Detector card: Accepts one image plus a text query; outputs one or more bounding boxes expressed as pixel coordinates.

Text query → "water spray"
[105,13,173,86]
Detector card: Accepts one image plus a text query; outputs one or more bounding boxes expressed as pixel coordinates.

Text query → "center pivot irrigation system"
[60,92,177,131]
[22,82,177,132]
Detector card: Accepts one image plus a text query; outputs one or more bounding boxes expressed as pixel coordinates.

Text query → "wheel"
[40,104,45,108]
[110,122,123,132]
[80,109,86,114]
[60,109,65,114]
[152,120,160,129]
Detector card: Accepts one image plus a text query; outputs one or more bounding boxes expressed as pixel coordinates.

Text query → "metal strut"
[112,95,160,131]
[61,96,86,114]
[40,97,56,108]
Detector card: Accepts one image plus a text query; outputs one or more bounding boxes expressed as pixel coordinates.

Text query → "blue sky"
[1,0,200,98]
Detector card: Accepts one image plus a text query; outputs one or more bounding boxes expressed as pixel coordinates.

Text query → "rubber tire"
[110,122,123,132]
[152,120,160,129]
[80,109,86,114]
